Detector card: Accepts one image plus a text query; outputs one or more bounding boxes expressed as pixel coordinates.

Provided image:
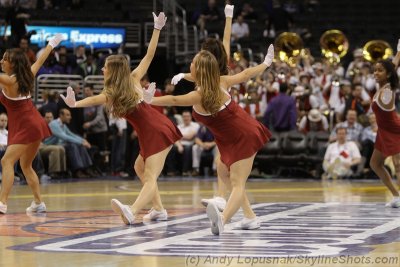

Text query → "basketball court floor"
[1,176,399,267]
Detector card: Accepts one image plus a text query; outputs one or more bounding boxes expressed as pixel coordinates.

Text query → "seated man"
[44,108,93,178]
[192,124,216,176]
[40,111,67,179]
[323,127,361,179]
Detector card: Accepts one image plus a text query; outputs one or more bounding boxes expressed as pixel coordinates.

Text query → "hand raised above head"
[48,33,64,49]
[153,12,167,30]
[224,5,234,18]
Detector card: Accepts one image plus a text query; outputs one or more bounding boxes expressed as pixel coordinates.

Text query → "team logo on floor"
[10,203,400,257]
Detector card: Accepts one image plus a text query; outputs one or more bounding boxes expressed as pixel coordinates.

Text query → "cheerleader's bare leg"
[218,159,256,219]
[370,149,399,196]
[215,152,228,198]
[19,140,43,204]
[0,144,26,204]
[391,153,400,189]
[130,145,172,215]
[222,154,256,224]
[134,154,164,211]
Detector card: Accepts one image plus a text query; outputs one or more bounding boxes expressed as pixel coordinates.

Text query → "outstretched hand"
[263,44,274,67]
[171,73,185,85]
[224,4,234,18]
[143,82,156,104]
[153,12,167,30]
[60,86,76,107]
[48,33,64,49]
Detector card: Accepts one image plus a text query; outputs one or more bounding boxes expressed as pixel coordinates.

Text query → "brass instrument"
[320,29,349,65]
[363,40,393,62]
[274,32,303,67]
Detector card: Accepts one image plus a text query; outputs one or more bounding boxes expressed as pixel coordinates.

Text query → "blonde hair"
[194,50,224,115]
[102,55,140,117]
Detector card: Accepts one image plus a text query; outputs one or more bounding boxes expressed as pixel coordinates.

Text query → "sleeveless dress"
[192,91,271,168]
[0,90,51,145]
[371,84,400,157]
[124,101,182,160]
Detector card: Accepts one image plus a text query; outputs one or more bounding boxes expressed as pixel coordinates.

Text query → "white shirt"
[232,22,249,39]
[324,141,361,165]
[0,128,7,147]
[178,122,200,146]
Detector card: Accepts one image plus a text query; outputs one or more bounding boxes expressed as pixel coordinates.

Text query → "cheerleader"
[0,34,63,214]
[144,44,274,234]
[62,12,182,224]
[370,58,400,208]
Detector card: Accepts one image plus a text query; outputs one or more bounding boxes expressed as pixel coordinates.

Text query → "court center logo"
[10,203,400,257]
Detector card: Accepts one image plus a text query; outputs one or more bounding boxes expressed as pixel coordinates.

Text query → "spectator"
[71,45,86,68]
[361,113,378,170]
[0,113,8,165]
[44,108,93,178]
[235,2,257,21]
[263,83,297,132]
[77,54,99,77]
[345,48,365,79]
[3,1,29,47]
[39,111,67,179]
[192,124,216,176]
[344,83,371,125]
[39,90,58,117]
[231,15,250,44]
[53,54,74,75]
[108,115,128,177]
[329,110,363,145]
[166,111,200,176]
[298,109,329,133]
[19,36,35,64]
[323,127,361,179]
[197,0,222,35]
[82,84,108,151]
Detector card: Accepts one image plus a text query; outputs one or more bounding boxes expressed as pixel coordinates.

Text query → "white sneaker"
[143,208,168,221]
[111,199,135,225]
[0,201,7,214]
[201,196,226,211]
[206,202,224,235]
[26,201,46,213]
[385,197,400,208]
[234,217,261,230]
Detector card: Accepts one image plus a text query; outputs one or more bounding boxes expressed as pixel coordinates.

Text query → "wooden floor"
[1,176,400,267]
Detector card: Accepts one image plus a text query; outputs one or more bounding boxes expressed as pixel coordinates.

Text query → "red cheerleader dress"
[124,101,182,160]
[371,86,400,157]
[192,96,271,168]
[0,91,51,145]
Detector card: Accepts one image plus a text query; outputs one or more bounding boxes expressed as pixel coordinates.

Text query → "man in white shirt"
[166,111,200,176]
[231,15,250,44]
[323,127,361,179]
[177,111,200,175]
[0,113,8,151]
[0,113,8,181]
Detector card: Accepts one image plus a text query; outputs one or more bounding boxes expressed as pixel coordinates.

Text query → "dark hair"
[376,59,399,90]
[279,82,289,93]
[352,82,362,90]
[59,108,69,116]
[201,38,229,75]
[4,48,34,95]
